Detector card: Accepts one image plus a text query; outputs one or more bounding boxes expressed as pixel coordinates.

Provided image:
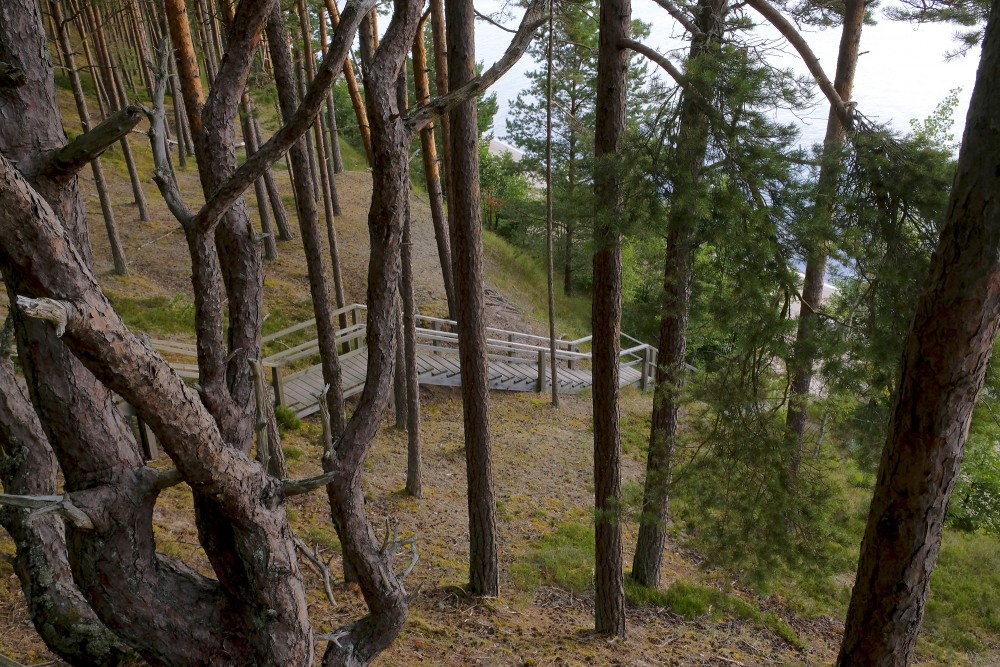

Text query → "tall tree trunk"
[785,0,864,471]
[412,15,456,316]
[431,0,452,188]
[325,0,373,167]
[838,4,1000,661]
[631,0,727,588]
[87,3,151,223]
[592,0,629,637]
[446,0,500,597]
[544,4,559,407]
[51,0,129,276]
[318,6,345,174]
[395,64,422,497]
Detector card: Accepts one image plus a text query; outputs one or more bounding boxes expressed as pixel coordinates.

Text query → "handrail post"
[432,321,440,355]
[271,365,285,407]
[537,349,546,392]
[508,333,515,358]
[640,347,649,391]
[352,306,360,350]
[569,343,578,370]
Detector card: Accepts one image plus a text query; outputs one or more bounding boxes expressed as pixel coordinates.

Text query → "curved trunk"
[839,4,1000,661]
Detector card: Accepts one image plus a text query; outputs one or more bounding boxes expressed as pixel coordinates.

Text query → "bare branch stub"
[16,296,69,337]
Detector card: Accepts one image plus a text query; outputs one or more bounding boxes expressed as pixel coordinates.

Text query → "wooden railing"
[150,303,659,403]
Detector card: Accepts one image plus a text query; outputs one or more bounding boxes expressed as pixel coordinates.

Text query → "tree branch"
[406,0,546,133]
[282,470,339,497]
[620,38,684,84]
[0,494,94,530]
[16,296,68,337]
[650,0,705,38]
[743,0,854,128]
[191,0,377,235]
[39,106,143,184]
[144,40,194,225]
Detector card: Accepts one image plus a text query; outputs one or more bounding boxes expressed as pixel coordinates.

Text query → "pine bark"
[838,3,1000,661]
[592,0,629,637]
[50,0,129,276]
[785,0,864,469]
[631,0,726,588]
[412,16,456,316]
[445,0,500,597]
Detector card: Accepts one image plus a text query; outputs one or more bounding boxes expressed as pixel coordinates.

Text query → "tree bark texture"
[1,1,312,663]
[412,16,457,317]
[785,0,864,469]
[592,0,630,637]
[631,0,726,588]
[837,3,1000,663]
[446,0,500,597]
[0,357,131,665]
[50,0,129,277]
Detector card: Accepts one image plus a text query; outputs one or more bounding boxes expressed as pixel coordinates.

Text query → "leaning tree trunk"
[446,0,500,597]
[631,0,727,589]
[324,0,373,167]
[785,0,865,471]
[592,0,630,637]
[412,15,456,316]
[838,3,1000,662]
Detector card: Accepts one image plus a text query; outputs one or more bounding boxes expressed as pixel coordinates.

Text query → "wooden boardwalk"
[153,303,657,419]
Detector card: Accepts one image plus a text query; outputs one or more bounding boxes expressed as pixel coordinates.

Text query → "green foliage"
[821,96,958,469]
[108,294,196,336]
[275,405,302,433]
[511,520,595,593]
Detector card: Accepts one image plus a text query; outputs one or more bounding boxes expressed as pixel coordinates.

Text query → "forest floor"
[0,89,996,666]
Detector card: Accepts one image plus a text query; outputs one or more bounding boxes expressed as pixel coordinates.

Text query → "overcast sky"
[473,0,982,151]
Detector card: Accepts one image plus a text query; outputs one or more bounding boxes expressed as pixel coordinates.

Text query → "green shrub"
[275,405,302,433]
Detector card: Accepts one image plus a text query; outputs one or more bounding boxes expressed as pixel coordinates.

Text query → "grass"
[511,520,595,593]
[626,578,804,648]
[483,231,593,341]
[107,293,196,336]
[920,531,1000,657]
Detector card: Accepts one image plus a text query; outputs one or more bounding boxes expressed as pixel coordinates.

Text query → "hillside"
[1,87,995,667]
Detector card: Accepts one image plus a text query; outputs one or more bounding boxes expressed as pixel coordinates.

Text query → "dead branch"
[293,537,336,606]
[0,493,93,530]
[16,296,68,337]
[282,470,339,496]
[39,106,143,184]
[250,358,269,473]
[144,39,194,225]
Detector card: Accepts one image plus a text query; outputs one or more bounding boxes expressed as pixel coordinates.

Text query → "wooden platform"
[151,303,658,419]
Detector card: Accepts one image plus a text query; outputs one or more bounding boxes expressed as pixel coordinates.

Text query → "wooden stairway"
[152,303,658,419]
